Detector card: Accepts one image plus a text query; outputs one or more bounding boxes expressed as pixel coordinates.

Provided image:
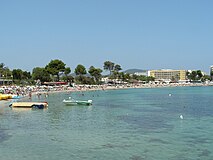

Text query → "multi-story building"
[148,69,187,82]
[210,66,213,74]
[210,66,213,80]
[134,70,148,76]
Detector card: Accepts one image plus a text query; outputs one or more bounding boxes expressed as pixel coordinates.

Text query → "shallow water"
[0,86,213,160]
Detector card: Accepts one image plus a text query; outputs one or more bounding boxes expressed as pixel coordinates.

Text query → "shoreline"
[29,82,213,99]
[1,82,213,108]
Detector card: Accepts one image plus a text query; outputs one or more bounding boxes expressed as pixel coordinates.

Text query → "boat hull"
[10,102,48,109]
[63,99,92,106]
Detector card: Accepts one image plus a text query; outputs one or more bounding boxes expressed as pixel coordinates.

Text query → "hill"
[124,69,147,74]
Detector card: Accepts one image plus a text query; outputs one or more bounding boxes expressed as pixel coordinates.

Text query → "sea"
[0,86,213,160]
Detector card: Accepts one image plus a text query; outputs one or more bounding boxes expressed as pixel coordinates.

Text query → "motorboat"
[63,97,92,106]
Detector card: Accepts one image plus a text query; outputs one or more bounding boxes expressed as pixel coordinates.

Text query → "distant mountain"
[124,69,147,74]
[70,73,91,77]
[59,72,91,77]
[62,69,147,77]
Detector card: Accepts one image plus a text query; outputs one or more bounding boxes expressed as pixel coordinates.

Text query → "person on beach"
[44,92,49,98]
[36,92,41,99]
[29,91,32,99]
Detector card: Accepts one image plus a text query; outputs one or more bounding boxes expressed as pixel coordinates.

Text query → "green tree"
[110,71,118,80]
[110,64,122,80]
[88,66,102,84]
[124,73,131,82]
[64,67,71,76]
[45,59,66,81]
[75,64,87,76]
[63,67,71,83]
[0,63,5,76]
[191,71,197,81]
[0,63,4,69]
[118,72,125,80]
[32,67,51,82]
[103,61,115,75]
[62,75,74,84]
[187,70,203,82]
[22,71,31,80]
[186,71,191,80]
[12,69,23,80]
[114,64,122,72]
[196,70,203,79]
[0,63,5,74]
[12,69,32,85]
[0,63,12,78]
[201,75,211,82]
[132,74,139,81]
[146,76,155,82]
[74,64,87,84]
[75,76,95,85]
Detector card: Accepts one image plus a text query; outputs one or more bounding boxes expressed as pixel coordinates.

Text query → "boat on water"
[0,94,12,100]
[11,95,22,99]
[9,102,48,109]
[0,94,21,100]
[63,97,92,106]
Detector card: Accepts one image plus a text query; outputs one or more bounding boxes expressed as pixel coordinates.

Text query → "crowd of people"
[0,81,212,100]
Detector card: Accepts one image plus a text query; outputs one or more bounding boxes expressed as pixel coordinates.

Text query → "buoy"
[169,93,172,96]
[180,115,183,119]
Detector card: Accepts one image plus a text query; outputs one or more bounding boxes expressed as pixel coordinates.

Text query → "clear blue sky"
[1,0,213,73]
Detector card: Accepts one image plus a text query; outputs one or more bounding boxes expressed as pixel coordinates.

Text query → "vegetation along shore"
[1,59,213,106]
[0,59,212,87]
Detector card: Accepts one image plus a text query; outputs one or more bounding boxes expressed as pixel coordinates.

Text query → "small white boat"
[63,97,92,106]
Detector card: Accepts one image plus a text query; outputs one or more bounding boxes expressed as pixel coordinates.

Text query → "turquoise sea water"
[0,86,213,160]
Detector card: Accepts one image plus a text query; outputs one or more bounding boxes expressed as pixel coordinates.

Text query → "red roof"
[43,82,67,85]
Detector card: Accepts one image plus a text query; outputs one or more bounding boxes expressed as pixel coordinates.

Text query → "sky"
[0,0,213,74]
